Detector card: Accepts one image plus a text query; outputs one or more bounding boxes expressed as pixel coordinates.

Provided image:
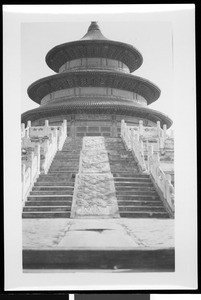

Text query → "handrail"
[21,145,40,203]
[121,119,174,214]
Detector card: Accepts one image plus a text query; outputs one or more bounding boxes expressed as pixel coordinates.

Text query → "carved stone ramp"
[71,137,120,218]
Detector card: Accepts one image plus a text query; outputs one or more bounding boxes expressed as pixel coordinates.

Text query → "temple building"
[22,22,174,271]
[21,21,172,136]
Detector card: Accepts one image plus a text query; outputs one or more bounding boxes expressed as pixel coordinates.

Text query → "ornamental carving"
[72,174,119,217]
[82,136,105,150]
[80,150,110,173]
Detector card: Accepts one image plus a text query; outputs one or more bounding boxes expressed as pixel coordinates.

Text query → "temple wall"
[41,87,147,106]
[30,113,156,138]
[59,57,129,73]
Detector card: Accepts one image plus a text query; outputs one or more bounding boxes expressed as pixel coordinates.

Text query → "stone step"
[117,200,162,206]
[113,173,149,178]
[32,186,74,191]
[30,190,74,195]
[115,186,156,191]
[38,174,75,179]
[118,206,166,212]
[117,195,161,200]
[25,201,72,206]
[116,190,157,196]
[54,153,80,156]
[119,212,169,218]
[51,160,79,164]
[114,178,151,182]
[23,206,71,212]
[22,212,71,218]
[114,182,153,187]
[49,167,79,170]
[27,195,73,201]
[34,182,74,186]
[51,160,79,163]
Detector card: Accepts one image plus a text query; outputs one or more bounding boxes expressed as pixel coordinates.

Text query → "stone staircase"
[22,138,82,218]
[23,136,170,219]
[105,138,170,218]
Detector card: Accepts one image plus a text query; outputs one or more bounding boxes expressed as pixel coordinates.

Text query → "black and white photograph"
[3,4,196,291]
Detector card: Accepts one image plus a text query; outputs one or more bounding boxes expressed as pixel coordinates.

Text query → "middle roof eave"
[27,69,161,105]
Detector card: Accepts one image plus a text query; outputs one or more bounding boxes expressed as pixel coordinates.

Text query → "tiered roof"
[22,21,172,128]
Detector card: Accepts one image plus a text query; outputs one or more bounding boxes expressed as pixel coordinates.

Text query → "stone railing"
[21,145,40,203]
[121,120,174,214]
[22,120,67,149]
[21,119,67,201]
[147,145,174,213]
[21,120,67,171]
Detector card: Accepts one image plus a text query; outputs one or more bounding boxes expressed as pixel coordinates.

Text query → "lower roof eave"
[21,105,173,128]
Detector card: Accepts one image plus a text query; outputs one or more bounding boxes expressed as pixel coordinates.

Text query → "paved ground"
[23,218,174,249]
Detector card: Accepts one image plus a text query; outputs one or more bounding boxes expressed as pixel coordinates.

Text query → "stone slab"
[23,218,174,249]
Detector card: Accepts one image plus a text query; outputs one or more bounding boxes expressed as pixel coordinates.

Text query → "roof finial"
[87,21,100,32]
[81,21,107,40]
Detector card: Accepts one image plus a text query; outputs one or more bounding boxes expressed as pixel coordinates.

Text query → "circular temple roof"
[45,22,143,73]
[27,70,161,105]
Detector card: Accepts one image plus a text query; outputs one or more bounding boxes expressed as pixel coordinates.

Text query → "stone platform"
[23,218,174,271]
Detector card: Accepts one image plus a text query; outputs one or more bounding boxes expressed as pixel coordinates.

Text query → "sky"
[21,20,174,125]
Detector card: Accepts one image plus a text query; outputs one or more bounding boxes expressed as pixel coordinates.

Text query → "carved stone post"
[45,120,49,136]
[130,128,134,149]
[22,163,26,200]
[63,119,67,136]
[139,120,143,136]
[25,128,29,139]
[163,124,167,138]
[147,145,153,173]
[34,144,40,173]
[21,123,25,137]
[157,121,161,137]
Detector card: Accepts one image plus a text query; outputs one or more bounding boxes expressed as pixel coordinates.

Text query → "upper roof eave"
[45,39,143,73]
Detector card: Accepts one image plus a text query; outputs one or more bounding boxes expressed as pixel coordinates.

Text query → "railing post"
[163,124,167,138]
[139,120,143,136]
[30,151,34,181]
[157,121,161,137]
[121,119,125,138]
[166,174,172,184]
[45,120,49,136]
[147,145,153,173]
[22,163,26,200]
[130,128,134,149]
[63,119,67,136]
[25,129,29,139]
[34,144,40,173]
[21,123,25,137]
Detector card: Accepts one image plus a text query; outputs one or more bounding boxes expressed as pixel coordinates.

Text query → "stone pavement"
[23,218,174,250]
